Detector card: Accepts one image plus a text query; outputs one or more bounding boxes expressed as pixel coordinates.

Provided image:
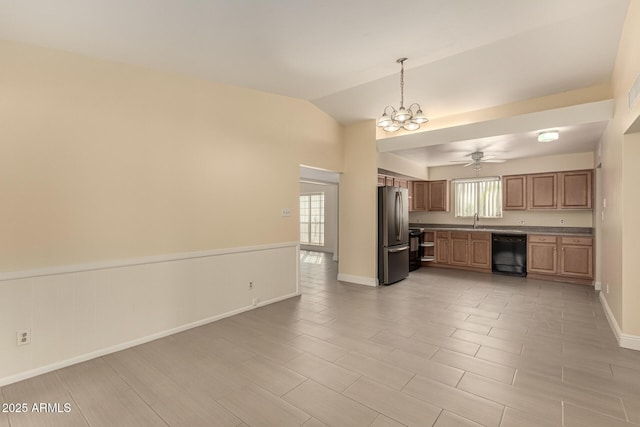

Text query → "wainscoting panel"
[0,243,299,386]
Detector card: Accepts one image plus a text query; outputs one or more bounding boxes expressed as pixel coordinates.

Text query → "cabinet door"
[559,245,593,278]
[559,170,592,209]
[527,237,558,274]
[427,180,449,211]
[559,237,593,279]
[394,178,408,189]
[408,182,414,211]
[436,237,450,264]
[503,175,527,210]
[469,232,491,269]
[412,181,428,211]
[449,232,469,266]
[528,173,558,209]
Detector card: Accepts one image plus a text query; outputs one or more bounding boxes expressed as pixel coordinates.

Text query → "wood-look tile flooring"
[2,250,640,426]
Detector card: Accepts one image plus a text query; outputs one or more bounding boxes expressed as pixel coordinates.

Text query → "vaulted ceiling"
[0,0,629,167]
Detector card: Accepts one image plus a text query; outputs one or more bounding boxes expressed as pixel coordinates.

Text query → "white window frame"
[300,193,325,246]
[453,176,503,218]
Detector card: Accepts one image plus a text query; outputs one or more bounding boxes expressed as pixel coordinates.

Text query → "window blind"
[453,177,502,218]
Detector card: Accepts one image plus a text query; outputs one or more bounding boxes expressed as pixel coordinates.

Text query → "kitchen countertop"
[409,223,593,237]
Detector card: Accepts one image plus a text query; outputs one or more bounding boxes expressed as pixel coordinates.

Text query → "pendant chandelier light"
[377,58,428,132]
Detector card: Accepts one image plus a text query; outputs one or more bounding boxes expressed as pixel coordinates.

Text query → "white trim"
[599,292,640,351]
[0,291,300,387]
[594,280,602,291]
[0,242,299,282]
[337,273,378,287]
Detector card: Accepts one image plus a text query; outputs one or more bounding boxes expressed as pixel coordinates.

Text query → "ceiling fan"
[451,151,506,168]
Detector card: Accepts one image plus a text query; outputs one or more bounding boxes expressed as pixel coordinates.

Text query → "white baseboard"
[0,243,299,387]
[599,292,640,351]
[594,281,602,291]
[337,273,377,286]
[0,291,300,387]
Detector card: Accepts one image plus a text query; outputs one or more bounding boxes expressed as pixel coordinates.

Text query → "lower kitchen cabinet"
[559,236,593,278]
[527,234,593,284]
[449,232,469,266]
[469,233,491,269]
[433,231,491,271]
[435,231,450,264]
[528,235,558,274]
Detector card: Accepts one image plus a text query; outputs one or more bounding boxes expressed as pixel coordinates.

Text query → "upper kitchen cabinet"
[502,175,527,210]
[427,180,450,212]
[502,169,593,210]
[412,181,428,211]
[558,170,593,209]
[528,173,558,209]
[411,180,450,212]
[377,174,409,189]
[394,178,409,189]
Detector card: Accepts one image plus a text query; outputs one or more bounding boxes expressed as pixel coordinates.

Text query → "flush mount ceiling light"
[538,130,559,142]
[377,58,428,132]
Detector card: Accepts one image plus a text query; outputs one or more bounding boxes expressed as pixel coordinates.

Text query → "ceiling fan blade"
[462,162,475,167]
[481,159,506,163]
[482,155,495,160]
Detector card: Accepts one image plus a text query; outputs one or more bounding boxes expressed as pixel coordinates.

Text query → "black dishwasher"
[492,234,527,276]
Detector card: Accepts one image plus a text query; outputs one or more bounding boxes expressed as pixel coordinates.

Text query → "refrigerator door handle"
[395,190,402,241]
[388,245,409,253]
[399,191,404,241]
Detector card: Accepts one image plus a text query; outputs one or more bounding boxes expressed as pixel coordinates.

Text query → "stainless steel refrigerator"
[378,186,409,285]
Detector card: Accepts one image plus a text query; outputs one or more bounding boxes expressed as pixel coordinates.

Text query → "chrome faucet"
[473,213,479,229]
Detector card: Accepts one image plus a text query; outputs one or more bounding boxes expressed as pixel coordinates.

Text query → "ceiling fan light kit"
[538,130,559,142]
[451,151,506,173]
[377,58,429,132]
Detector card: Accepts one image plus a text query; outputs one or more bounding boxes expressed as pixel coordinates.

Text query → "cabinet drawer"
[450,231,469,240]
[528,235,558,243]
[560,236,592,246]
[470,231,491,241]
[436,231,450,238]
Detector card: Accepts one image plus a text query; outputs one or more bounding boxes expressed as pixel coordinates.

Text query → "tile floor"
[2,250,640,426]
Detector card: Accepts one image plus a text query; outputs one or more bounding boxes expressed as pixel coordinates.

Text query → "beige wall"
[0,40,343,272]
[377,152,429,180]
[622,133,640,335]
[377,84,612,141]
[0,40,345,384]
[600,0,640,338]
[411,152,595,227]
[338,121,378,285]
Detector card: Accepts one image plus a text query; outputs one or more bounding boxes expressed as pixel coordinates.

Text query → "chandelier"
[377,58,428,132]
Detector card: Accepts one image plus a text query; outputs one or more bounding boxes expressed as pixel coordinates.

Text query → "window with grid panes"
[300,193,325,245]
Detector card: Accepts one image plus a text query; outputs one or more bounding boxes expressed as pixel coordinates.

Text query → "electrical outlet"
[518,220,525,225]
[252,298,259,306]
[281,208,291,217]
[17,329,31,346]
[249,281,254,289]
[560,219,565,225]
